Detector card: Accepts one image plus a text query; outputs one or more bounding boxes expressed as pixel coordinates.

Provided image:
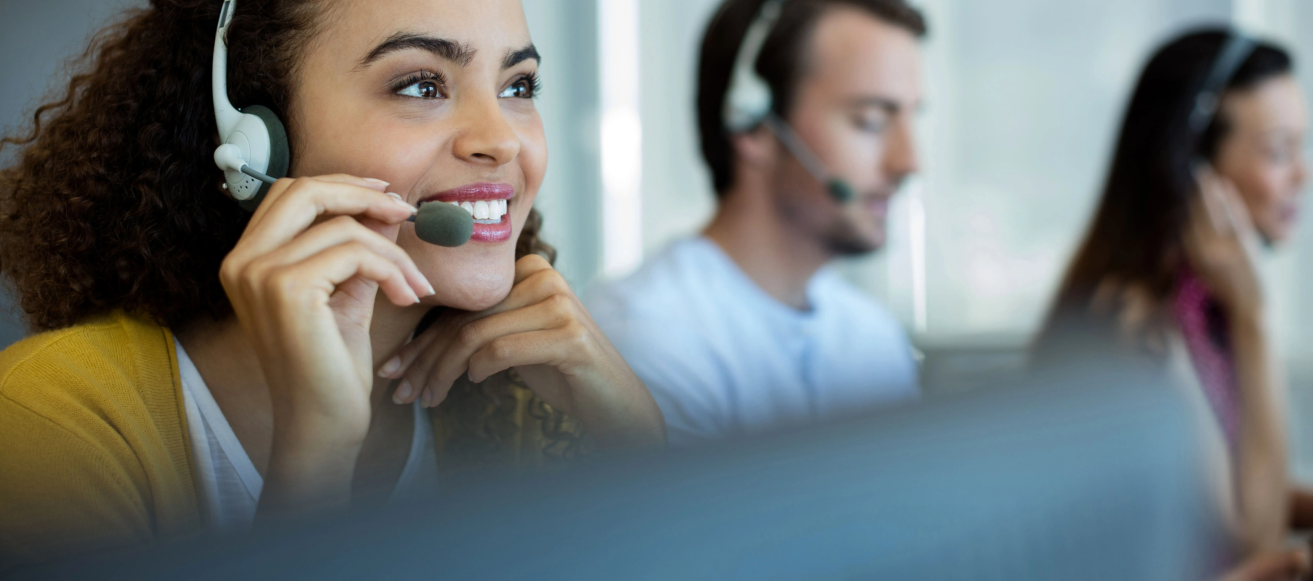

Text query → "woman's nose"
[450,96,522,167]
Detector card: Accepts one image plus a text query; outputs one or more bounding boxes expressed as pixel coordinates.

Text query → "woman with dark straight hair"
[1036,29,1309,578]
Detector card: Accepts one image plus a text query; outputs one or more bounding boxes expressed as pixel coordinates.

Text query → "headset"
[211,0,289,212]
[209,0,471,246]
[1188,32,1257,140]
[723,0,856,203]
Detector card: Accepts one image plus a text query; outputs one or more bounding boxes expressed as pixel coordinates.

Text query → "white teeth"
[444,199,509,222]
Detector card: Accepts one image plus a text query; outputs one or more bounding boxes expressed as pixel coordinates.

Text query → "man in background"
[587,0,925,445]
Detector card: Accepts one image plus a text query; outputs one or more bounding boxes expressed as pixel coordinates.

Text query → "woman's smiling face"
[287,0,547,311]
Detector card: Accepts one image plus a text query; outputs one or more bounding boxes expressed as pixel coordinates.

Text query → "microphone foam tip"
[414,202,474,247]
[828,180,855,203]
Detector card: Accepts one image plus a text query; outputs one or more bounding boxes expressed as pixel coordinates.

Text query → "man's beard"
[769,160,887,257]
[821,219,882,256]
[770,183,883,257]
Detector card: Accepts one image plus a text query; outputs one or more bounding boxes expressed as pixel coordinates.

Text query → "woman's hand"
[1219,546,1311,581]
[1184,166,1265,322]
[219,174,433,516]
[379,255,666,449]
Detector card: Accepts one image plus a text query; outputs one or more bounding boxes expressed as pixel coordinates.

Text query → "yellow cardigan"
[0,311,578,563]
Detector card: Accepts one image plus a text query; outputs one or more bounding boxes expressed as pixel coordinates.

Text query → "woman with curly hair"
[0,0,665,563]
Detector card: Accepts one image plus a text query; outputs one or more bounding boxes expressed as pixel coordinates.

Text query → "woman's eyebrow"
[502,44,541,70]
[358,33,475,68]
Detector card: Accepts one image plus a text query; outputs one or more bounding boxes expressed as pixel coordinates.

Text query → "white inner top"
[177,340,438,533]
[586,237,920,446]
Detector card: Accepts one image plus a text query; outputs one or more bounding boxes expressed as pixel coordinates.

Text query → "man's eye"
[397,80,443,99]
[853,116,888,133]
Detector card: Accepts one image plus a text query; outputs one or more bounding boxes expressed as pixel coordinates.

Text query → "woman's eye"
[499,78,536,99]
[397,80,443,99]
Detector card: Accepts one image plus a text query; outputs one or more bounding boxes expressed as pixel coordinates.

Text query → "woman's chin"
[425,275,514,313]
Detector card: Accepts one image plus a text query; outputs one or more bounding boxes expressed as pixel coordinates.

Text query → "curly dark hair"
[0,0,556,332]
[0,0,581,460]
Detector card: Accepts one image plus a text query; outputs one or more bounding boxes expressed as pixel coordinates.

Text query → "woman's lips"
[419,182,515,243]
[472,213,513,242]
[422,182,514,204]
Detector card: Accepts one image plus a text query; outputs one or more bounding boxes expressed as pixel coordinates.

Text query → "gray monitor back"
[25,365,1214,581]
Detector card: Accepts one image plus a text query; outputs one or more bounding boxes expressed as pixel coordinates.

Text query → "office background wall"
[0,0,1310,364]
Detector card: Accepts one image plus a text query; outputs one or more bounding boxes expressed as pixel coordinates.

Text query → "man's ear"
[730,125,777,170]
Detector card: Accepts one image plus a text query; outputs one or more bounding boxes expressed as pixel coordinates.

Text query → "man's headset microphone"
[209,0,474,247]
[724,0,857,204]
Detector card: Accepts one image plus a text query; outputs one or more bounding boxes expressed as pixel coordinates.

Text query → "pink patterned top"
[1172,269,1239,450]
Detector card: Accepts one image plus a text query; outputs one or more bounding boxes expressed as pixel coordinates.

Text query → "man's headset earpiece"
[723,0,855,203]
[211,0,290,212]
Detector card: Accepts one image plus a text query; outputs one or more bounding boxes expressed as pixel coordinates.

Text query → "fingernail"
[424,281,436,297]
[378,356,401,378]
[364,178,391,188]
[422,389,432,408]
[392,380,412,404]
[387,192,417,212]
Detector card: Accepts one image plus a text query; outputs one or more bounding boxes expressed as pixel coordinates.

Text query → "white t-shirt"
[176,341,439,533]
[586,237,919,446]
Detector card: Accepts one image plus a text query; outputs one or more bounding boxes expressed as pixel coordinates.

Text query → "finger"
[312,174,391,190]
[240,179,417,255]
[466,327,590,385]
[392,313,478,405]
[514,254,554,284]
[1222,549,1309,581]
[255,215,432,299]
[413,294,575,396]
[1217,177,1257,238]
[470,264,574,322]
[247,174,390,226]
[380,322,441,379]
[1196,169,1230,234]
[275,242,421,309]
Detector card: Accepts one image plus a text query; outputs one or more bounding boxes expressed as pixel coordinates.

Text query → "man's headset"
[209,0,472,247]
[723,0,856,203]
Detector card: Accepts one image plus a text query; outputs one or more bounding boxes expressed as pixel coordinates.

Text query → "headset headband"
[723,0,786,132]
[213,0,241,138]
[1188,33,1257,135]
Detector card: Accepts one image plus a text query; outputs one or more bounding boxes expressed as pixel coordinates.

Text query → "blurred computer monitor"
[24,364,1214,581]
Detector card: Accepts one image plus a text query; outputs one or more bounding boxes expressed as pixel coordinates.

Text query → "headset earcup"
[239,105,291,212]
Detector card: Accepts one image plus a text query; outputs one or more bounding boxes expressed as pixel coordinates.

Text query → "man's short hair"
[696,0,927,197]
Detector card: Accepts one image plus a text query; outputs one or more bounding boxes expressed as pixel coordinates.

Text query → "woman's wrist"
[258,417,365,520]
[569,371,666,449]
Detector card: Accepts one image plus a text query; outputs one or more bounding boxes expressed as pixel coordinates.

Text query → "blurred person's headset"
[207,0,472,246]
[1188,32,1257,143]
[723,0,856,203]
